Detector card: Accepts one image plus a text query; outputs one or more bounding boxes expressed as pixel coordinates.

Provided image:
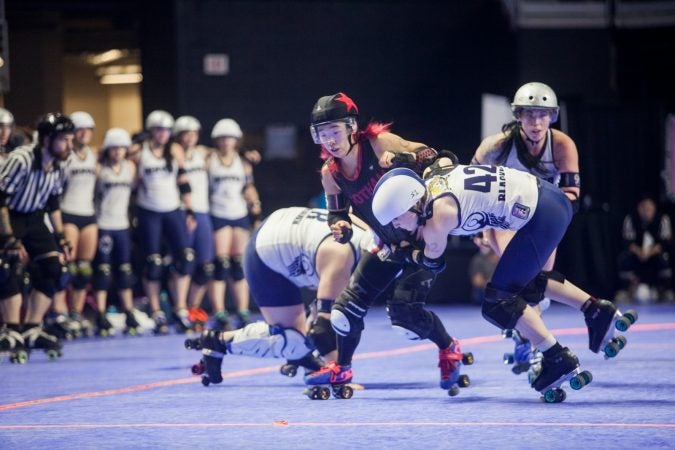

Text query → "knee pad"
[71,260,93,289]
[481,283,528,330]
[330,293,368,337]
[172,248,195,276]
[93,263,113,291]
[226,321,312,360]
[30,256,63,297]
[213,255,230,281]
[386,301,434,340]
[192,262,214,286]
[144,254,163,281]
[116,263,135,290]
[521,270,566,305]
[229,255,244,281]
[0,258,20,298]
[307,315,337,356]
[394,267,436,303]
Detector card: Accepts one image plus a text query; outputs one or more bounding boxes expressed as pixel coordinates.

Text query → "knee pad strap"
[482,283,528,329]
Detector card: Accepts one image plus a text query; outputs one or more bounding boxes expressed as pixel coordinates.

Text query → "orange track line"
[0,322,672,412]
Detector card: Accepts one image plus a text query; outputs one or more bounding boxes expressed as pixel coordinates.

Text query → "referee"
[0,112,75,360]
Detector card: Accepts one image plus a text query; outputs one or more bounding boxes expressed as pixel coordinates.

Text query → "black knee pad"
[144,254,163,281]
[386,300,434,340]
[116,263,135,290]
[71,260,93,289]
[172,248,195,276]
[192,262,214,286]
[93,263,113,291]
[482,283,528,330]
[30,256,63,298]
[307,316,337,356]
[230,255,244,281]
[213,255,230,281]
[521,270,566,305]
[0,258,20,298]
[330,292,368,337]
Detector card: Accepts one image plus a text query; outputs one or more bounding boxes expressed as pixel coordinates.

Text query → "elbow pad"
[178,182,192,195]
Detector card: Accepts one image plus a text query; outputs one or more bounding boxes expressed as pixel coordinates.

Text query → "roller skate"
[439,338,473,396]
[0,325,29,364]
[69,312,94,338]
[530,346,592,403]
[236,310,251,328]
[583,299,638,359]
[95,311,116,337]
[502,329,542,375]
[44,313,76,341]
[184,330,226,386]
[22,325,63,360]
[303,361,354,400]
[188,306,208,333]
[152,310,169,335]
[172,308,192,334]
[211,310,231,331]
[124,309,142,335]
[280,352,325,378]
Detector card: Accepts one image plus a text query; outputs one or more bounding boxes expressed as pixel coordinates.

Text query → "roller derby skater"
[438,338,473,396]
[303,361,354,400]
[22,325,63,360]
[95,311,115,337]
[185,206,368,390]
[0,324,28,364]
[372,158,637,402]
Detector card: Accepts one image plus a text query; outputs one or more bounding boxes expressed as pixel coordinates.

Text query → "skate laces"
[438,341,461,379]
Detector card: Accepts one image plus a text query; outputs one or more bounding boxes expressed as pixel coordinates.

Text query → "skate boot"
[303,361,354,400]
[211,310,231,332]
[583,299,638,358]
[95,311,116,337]
[530,346,592,403]
[172,308,192,334]
[0,325,28,364]
[44,313,75,341]
[184,329,226,386]
[124,309,142,335]
[439,338,473,396]
[152,310,169,335]
[280,352,325,378]
[502,329,542,375]
[22,325,63,360]
[70,312,94,338]
[236,310,251,328]
[188,307,208,333]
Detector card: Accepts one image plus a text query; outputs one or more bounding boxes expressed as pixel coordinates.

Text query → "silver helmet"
[211,118,242,139]
[69,111,96,129]
[173,115,201,135]
[0,107,14,125]
[511,82,559,122]
[145,110,174,130]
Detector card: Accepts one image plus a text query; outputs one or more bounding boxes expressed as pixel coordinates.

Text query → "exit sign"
[203,54,229,76]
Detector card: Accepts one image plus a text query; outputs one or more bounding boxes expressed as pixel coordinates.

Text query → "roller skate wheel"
[127,328,137,336]
[448,385,460,397]
[462,352,474,365]
[201,376,211,387]
[503,353,515,365]
[334,385,353,399]
[615,335,627,350]
[543,388,565,403]
[11,351,29,364]
[319,387,331,400]
[458,374,470,388]
[279,364,298,377]
[502,329,515,339]
[191,360,205,375]
[46,349,60,360]
[603,341,620,358]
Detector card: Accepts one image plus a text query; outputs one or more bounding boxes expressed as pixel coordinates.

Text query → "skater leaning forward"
[371,159,637,402]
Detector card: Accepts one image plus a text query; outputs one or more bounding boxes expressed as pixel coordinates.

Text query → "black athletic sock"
[542,342,563,359]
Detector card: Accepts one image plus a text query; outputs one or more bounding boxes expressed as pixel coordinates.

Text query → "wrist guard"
[414,252,446,274]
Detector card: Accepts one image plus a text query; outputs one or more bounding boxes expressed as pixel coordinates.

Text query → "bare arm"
[472,133,507,165]
[371,132,428,168]
[420,196,459,259]
[552,129,581,202]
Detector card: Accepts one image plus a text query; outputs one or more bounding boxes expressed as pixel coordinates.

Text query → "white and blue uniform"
[244,207,368,307]
[423,164,571,291]
[184,148,214,266]
[61,147,97,227]
[209,152,250,229]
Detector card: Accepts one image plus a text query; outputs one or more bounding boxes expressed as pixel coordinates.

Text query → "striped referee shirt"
[0,145,65,213]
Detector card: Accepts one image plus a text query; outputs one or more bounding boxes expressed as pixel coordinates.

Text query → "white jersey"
[96,160,134,230]
[136,143,181,212]
[61,147,97,216]
[424,164,539,236]
[255,207,367,289]
[503,129,560,185]
[209,152,248,220]
[184,148,209,214]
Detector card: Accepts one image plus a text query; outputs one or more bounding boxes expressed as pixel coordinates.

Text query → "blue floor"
[1,303,675,449]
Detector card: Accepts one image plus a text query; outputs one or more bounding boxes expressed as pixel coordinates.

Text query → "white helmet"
[0,107,14,125]
[372,168,426,226]
[511,82,559,122]
[145,110,174,129]
[70,111,96,129]
[211,118,242,139]
[173,115,201,134]
[102,128,132,149]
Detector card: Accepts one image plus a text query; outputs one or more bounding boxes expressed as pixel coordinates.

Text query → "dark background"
[5,0,675,301]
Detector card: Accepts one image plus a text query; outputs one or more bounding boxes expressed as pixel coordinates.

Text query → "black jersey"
[328,140,413,246]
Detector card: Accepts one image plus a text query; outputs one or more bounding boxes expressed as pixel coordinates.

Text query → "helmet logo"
[334,93,358,114]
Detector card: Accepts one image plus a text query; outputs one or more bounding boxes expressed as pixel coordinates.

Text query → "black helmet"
[310,92,359,144]
[37,113,75,145]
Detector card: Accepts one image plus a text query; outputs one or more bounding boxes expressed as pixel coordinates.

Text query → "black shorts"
[10,211,59,257]
[62,212,97,229]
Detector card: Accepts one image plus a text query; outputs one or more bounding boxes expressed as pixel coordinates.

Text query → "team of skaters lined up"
[0,84,638,402]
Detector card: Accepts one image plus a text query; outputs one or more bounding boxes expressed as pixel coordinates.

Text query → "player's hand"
[329,220,352,244]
